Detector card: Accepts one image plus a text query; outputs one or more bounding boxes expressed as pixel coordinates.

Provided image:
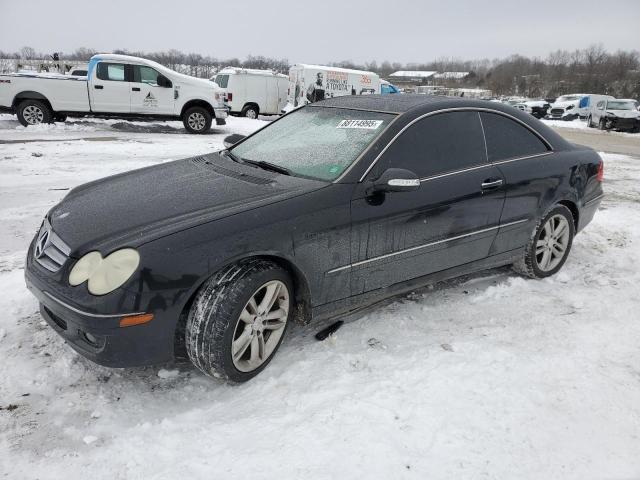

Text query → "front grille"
[33,219,71,272]
[551,108,564,115]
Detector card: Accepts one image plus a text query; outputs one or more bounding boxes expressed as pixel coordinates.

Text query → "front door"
[90,62,131,113]
[349,111,506,295]
[130,65,175,115]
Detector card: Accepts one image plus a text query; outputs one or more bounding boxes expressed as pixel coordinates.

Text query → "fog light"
[82,331,99,346]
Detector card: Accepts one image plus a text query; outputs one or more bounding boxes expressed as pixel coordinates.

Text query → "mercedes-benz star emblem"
[35,228,50,259]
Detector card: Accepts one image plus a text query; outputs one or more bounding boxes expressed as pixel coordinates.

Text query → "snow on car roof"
[389,70,437,78]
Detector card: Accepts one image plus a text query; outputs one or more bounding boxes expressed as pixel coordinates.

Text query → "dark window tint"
[96,63,126,82]
[480,112,548,162]
[382,111,486,178]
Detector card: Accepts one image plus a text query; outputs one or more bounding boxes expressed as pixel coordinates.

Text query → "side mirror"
[370,168,420,193]
[223,133,246,148]
[157,75,172,88]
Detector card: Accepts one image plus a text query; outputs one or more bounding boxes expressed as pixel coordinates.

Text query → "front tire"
[16,100,52,127]
[513,205,575,279]
[587,116,593,128]
[186,259,293,383]
[182,106,212,134]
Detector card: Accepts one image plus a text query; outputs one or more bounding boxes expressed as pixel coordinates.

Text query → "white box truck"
[0,54,228,133]
[213,67,288,118]
[284,64,380,111]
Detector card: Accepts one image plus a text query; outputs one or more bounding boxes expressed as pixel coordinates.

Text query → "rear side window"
[382,111,486,178]
[480,113,548,162]
[96,63,126,82]
[215,74,229,88]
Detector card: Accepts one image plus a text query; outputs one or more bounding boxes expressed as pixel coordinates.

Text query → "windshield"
[231,107,395,181]
[607,101,635,110]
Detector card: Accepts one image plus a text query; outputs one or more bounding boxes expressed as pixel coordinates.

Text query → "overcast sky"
[1,0,638,64]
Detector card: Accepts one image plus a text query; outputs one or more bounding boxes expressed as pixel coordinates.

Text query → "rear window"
[215,74,229,88]
[480,113,549,162]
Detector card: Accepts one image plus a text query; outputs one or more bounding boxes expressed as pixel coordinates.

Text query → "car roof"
[309,94,573,151]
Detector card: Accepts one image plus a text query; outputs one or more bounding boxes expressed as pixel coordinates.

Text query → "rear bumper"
[578,193,603,233]
[214,107,228,125]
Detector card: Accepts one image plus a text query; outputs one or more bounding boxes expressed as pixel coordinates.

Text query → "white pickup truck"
[0,54,227,133]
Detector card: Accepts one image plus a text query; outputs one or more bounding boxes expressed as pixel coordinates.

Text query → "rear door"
[90,62,131,113]
[130,64,175,115]
[349,111,506,295]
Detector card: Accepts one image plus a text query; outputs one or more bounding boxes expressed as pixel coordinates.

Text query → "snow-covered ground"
[1,114,640,479]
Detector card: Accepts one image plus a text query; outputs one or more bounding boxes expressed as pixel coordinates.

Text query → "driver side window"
[379,111,486,179]
[133,65,160,85]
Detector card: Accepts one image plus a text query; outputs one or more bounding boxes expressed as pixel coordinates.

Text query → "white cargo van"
[284,64,380,111]
[213,67,288,118]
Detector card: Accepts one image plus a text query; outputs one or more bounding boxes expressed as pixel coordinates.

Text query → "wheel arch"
[173,253,312,360]
[180,99,215,118]
[557,199,579,230]
[13,91,53,111]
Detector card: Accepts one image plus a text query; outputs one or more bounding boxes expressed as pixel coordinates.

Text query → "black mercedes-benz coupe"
[25,95,604,382]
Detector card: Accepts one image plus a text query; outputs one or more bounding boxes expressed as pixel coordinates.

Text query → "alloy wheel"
[187,112,206,131]
[23,105,44,125]
[246,109,257,119]
[231,280,289,372]
[535,214,571,272]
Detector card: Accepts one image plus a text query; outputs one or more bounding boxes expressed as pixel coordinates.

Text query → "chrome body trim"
[326,218,529,274]
[358,107,554,182]
[584,193,604,207]
[43,291,145,318]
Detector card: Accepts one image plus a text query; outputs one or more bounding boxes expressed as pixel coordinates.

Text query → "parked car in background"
[213,67,288,118]
[587,99,640,132]
[0,54,227,133]
[284,64,380,111]
[547,94,587,120]
[25,95,604,383]
[68,65,88,77]
[380,79,401,95]
[512,100,551,119]
[577,94,615,119]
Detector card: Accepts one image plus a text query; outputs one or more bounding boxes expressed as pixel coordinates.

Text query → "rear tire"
[241,104,259,119]
[186,259,293,383]
[16,100,52,127]
[513,205,575,279]
[182,106,212,134]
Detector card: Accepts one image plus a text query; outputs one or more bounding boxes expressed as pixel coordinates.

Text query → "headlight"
[566,105,574,110]
[69,248,140,295]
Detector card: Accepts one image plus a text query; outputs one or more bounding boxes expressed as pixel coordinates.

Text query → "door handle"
[94,85,104,89]
[481,179,504,190]
[132,87,140,92]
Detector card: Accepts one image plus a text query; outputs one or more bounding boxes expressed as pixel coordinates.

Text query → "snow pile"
[0,118,639,479]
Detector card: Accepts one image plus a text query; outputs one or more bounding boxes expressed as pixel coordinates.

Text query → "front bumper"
[214,107,228,125]
[603,116,639,131]
[25,242,180,368]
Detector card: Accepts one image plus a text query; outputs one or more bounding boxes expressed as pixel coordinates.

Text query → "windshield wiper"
[242,159,291,176]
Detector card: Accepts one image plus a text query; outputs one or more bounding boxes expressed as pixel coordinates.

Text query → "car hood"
[550,101,578,109]
[605,109,640,118]
[48,153,326,256]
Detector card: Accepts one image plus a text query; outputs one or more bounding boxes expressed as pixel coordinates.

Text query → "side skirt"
[310,248,523,323]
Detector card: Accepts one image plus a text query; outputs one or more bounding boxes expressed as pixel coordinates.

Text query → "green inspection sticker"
[328,165,340,174]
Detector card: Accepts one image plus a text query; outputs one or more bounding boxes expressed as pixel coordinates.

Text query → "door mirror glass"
[223,133,246,148]
[371,168,420,193]
[157,75,172,88]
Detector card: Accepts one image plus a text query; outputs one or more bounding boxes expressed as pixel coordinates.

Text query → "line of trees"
[1,45,638,99]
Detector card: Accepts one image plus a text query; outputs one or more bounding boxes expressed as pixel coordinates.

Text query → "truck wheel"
[186,259,293,383]
[241,104,259,119]
[598,119,606,130]
[587,116,593,128]
[16,100,53,127]
[513,205,575,279]
[182,106,212,134]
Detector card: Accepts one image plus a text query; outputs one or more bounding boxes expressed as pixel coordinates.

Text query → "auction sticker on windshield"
[336,119,384,129]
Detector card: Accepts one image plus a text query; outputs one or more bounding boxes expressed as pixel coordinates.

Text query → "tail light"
[597,159,604,182]
[227,92,233,101]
